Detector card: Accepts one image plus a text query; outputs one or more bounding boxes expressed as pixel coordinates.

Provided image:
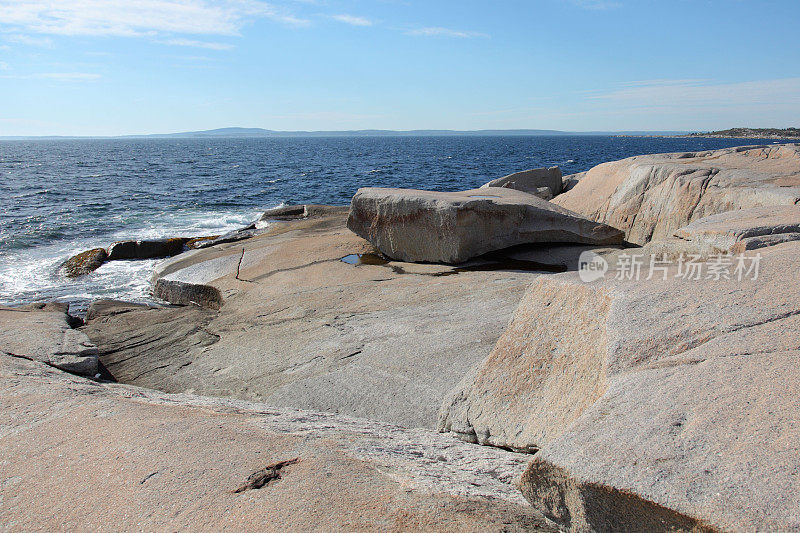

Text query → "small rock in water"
[107,238,190,260]
[61,248,108,278]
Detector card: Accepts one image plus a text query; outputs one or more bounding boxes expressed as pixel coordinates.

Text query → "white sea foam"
[0,207,262,315]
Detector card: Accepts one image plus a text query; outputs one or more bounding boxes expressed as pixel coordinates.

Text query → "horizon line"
[0,126,698,140]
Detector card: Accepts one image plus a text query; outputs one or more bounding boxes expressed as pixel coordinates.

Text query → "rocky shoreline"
[3,143,800,531]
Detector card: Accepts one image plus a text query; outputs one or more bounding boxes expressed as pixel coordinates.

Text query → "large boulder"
[481,167,563,198]
[0,306,98,375]
[553,143,800,245]
[347,187,624,264]
[0,355,555,531]
[439,241,800,531]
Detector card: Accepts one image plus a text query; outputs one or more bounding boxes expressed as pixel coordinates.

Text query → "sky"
[1,0,799,136]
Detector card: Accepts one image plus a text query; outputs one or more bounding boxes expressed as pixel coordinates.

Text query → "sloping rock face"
[0,306,98,375]
[83,211,547,429]
[347,187,624,263]
[481,167,563,198]
[0,356,556,532]
[439,241,800,531]
[553,143,800,245]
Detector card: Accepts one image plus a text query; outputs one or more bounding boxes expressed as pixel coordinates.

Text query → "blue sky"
[1,0,799,135]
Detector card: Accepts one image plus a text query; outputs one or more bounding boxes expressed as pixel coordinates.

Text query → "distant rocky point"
[686,127,800,139]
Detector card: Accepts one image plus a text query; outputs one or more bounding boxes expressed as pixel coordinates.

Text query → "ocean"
[0,135,781,313]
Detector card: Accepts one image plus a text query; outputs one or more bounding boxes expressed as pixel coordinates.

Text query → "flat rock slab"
[84,211,547,429]
[554,143,800,245]
[347,187,624,263]
[439,241,800,531]
[673,205,800,253]
[0,307,98,376]
[0,356,555,531]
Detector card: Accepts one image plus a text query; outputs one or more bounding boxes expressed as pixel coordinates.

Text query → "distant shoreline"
[0,127,688,141]
[617,134,800,140]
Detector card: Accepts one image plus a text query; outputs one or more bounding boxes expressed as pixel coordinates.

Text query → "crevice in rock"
[231,458,300,493]
[247,258,342,283]
[234,248,253,283]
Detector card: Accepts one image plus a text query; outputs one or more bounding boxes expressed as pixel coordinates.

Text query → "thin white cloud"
[407,27,488,38]
[591,78,800,108]
[4,33,53,47]
[331,14,372,27]
[160,38,234,50]
[0,0,310,39]
[0,61,7,70]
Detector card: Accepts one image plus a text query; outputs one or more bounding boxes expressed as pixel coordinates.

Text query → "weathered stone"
[439,241,800,531]
[193,228,266,249]
[151,252,230,309]
[107,238,190,260]
[261,204,307,219]
[553,143,800,245]
[673,205,800,252]
[561,171,586,194]
[481,167,563,197]
[0,356,556,532]
[347,187,625,264]
[61,248,107,277]
[0,306,98,375]
[185,235,220,249]
[83,211,546,429]
[258,204,349,225]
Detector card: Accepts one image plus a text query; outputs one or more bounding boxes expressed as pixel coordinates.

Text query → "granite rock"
[439,241,800,531]
[61,248,107,277]
[347,187,624,263]
[0,306,98,375]
[0,355,556,531]
[553,143,800,245]
[481,167,563,197]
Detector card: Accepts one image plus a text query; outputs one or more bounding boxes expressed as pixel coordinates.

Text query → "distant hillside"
[124,127,688,138]
[131,127,572,138]
[0,127,689,140]
[687,128,800,139]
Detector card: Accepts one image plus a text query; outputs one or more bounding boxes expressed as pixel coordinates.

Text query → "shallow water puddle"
[340,253,390,266]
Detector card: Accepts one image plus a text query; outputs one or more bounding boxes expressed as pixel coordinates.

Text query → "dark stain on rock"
[231,458,300,493]
[341,251,567,276]
[432,257,568,276]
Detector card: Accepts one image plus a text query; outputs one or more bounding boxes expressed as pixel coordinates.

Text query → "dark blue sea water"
[0,135,783,311]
